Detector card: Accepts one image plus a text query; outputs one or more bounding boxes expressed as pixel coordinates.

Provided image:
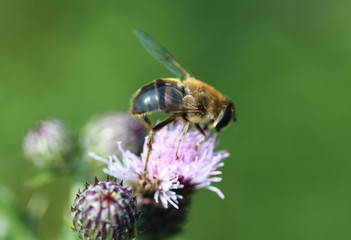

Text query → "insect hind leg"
[141,115,154,130]
[143,115,177,173]
[147,114,177,149]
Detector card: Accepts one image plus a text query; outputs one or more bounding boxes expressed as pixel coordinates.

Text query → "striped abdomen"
[132,79,185,115]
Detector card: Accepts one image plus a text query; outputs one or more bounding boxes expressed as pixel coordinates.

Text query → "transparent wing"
[133,29,192,79]
[157,86,200,113]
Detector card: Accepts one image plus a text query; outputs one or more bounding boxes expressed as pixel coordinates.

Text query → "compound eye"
[215,105,232,131]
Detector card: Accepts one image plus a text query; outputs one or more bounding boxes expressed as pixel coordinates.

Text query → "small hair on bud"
[106,175,110,182]
[120,180,124,186]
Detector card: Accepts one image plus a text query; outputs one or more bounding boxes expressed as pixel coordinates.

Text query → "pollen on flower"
[89,121,229,209]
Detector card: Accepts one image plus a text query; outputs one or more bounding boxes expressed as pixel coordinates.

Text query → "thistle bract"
[136,188,193,240]
[71,177,139,240]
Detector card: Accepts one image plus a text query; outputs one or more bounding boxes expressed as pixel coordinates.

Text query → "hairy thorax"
[183,78,224,125]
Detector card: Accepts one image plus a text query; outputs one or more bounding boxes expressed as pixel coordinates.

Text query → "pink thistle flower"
[90,122,229,209]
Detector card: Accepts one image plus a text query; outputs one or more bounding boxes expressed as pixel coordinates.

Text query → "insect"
[131,29,236,155]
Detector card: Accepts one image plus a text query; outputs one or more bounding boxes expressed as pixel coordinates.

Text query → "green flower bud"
[71,177,139,240]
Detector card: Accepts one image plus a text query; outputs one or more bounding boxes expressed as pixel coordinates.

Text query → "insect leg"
[147,114,177,149]
[175,122,190,159]
[141,115,154,130]
[144,115,177,172]
[194,123,207,148]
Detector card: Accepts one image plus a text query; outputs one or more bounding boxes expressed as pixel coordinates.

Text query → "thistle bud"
[80,112,145,176]
[23,119,76,169]
[71,177,139,240]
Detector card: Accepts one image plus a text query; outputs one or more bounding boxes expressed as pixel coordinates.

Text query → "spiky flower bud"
[23,119,76,169]
[71,177,139,240]
[80,112,145,176]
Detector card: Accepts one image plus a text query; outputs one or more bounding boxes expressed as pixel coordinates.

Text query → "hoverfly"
[131,29,236,155]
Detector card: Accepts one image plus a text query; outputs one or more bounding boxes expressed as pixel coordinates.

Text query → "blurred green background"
[1,0,351,239]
